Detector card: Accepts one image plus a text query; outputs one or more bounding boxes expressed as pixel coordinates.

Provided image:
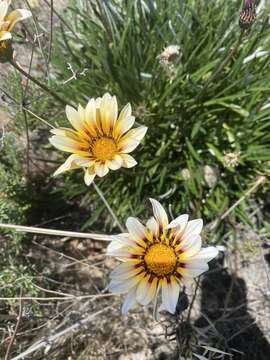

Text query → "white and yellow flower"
[49,93,147,186]
[107,199,218,315]
[0,0,31,46]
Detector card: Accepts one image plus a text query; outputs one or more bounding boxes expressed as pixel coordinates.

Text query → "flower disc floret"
[144,244,176,276]
[92,137,117,161]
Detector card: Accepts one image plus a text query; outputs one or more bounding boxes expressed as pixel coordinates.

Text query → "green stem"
[9,59,71,106]
[197,32,244,101]
[92,181,124,232]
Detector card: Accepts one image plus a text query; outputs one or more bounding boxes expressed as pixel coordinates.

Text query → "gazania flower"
[0,0,32,47]
[49,93,147,185]
[107,199,218,315]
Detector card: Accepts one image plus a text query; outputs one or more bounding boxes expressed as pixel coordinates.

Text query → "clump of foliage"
[0,135,30,246]
[50,0,270,238]
[0,133,32,296]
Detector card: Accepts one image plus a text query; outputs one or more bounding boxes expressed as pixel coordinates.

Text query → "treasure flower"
[0,0,32,47]
[107,199,218,315]
[49,93,147,185]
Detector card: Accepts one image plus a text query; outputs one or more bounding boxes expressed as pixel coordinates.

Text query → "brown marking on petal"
[78,145,89,151]
[178,263,186,268]
[84,128,91,137]
[175,273,182,280]
[134,262,143,268]
[130,254,140,259]
[177,248,185,255]
[136,240,147,249]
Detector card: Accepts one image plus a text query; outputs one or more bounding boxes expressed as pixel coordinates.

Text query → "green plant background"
[49,0,270,238]
[2,0,270,244]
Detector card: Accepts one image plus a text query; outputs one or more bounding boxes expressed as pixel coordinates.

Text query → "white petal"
[120,154,137,168]
[111,266,143,281]
[182,219,203,238]
[66,105,87,134]
[113,103,133,138]
[178,265,208,278]
[122,286,137,315]
[190,246,218,262]
[108,274,142,293]
[168,214,189,229]
[118,126,147,153]
[126,217,148,243]
[161,277,180,314]
[149,198,168,230]
[125,126,148,141]
[95,162,109,177]
[106,234,136,256]
[99,93,117,134]
[84,98,98,136]
[180,235,202,258]
[53,154,81,176]
[50,127,82,142]
[0,31,12,41]
[146,217,159,237]
[78,104,85,121]
[95,97,101,107]
[111,262,136,277]
[110,233,135,247]
[0,1,10,22]
[49,135,83,153]
[107,156,122,170]
[136,275,150,305]
[75,157,93,167]
[119,137,140,153]
[137,277,158,306]
[84,168,96,186]
[107,245,131,257]
[107,239,125,255]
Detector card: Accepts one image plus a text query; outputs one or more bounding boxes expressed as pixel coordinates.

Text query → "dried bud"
[0,41,13,63]
[223,151,241,169]
[204,165,219,188]
[239,0,256,31]
[181,168,191,181]
[157,45,181,81]
[158,45,181,64]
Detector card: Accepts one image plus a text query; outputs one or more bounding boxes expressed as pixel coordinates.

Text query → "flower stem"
[9,59,71,106]
[92,181,124,232]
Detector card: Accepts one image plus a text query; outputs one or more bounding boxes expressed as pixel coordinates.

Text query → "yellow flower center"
[92,137,117,161]
[144,243,177,276]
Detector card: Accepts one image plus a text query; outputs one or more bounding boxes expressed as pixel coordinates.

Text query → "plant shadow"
[194,259,270,359]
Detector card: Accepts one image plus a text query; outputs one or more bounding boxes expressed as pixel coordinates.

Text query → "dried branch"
[4,289,23,360]
[0,223,114,241]
[10,305,111,360]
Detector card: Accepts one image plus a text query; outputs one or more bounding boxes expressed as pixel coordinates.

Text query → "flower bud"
[239,0,256,31]
[0,41,13,63]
